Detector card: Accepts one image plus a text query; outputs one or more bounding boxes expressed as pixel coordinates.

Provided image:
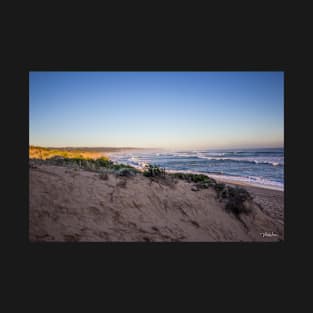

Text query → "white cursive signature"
[260,231,278,238]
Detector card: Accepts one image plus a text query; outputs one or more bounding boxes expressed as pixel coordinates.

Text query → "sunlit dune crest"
[29,146,108,160]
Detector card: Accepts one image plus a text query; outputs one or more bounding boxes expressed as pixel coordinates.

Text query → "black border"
[4,4,301,304]
[29,65,286,71]
[10,59,296,283]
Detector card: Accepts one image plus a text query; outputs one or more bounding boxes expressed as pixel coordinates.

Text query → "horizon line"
[29,144,284,150]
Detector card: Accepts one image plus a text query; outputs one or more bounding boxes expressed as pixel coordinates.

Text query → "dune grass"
[29,146,140,175]
[29,146,107,160]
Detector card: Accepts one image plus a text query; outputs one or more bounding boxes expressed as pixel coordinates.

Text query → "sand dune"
[29,164,284,242]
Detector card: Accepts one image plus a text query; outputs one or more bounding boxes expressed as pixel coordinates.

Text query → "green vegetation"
[29,146,107,160]
[29,146,142,177]
[170,172,216,188]
[214,182,226,194]
[49,156,138,172]
[116,168,138,177]
[211,181,252,215]
[143,164,166,177]
[170,171,252,215]
[224,186,252,215]
[30,151,140,177]
[112,163,139,171]
[95,157,114,168]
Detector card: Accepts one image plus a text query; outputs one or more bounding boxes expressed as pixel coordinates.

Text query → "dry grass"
[29,146,108,160]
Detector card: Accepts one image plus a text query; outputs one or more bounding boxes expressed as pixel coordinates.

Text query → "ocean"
[109,147,284,190]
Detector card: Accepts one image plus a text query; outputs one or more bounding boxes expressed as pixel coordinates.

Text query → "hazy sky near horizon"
[29,71,284,149]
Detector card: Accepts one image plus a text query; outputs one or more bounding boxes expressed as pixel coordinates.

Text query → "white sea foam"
[195,155,283,166]
[108,149,284,190]
[207,173,284,191]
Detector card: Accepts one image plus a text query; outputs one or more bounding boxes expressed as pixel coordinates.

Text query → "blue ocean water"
[109,148,284,190]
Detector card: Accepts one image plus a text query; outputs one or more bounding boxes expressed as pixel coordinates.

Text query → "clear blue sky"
[29,71,284,149]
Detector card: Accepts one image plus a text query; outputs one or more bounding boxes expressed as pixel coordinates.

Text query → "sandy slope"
[208,178,284,227]
[29,165,284,242]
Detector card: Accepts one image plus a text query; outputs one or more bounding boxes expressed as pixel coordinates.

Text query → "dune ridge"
[29,163,284,242]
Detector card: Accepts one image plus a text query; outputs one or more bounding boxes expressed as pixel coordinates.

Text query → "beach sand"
[29,164,284,242]
[208,176,284,226]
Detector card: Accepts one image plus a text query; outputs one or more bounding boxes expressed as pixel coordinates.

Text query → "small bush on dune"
[220,188,229,199]
[191,174,212,183]
[195,181,210,189]
[63,157,93,169]
[170,171,253,215]
[143,164,166,177]
[171,172,185,180]
[224,186,252,215]
[116,168,138,177]
[171,172,216,188]
[68,157,86,165]
[96,157,113,168]
[47,156,66,165]
[214,183,226,195]
[112,163,139,171]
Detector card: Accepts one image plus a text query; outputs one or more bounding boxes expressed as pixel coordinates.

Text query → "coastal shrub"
[112,163,139,171]
[168,171,253,216]
[96,157,114,168]
[60,157,114,170]
[116,168,137,177]
[220,188,229,199]
[71,157,93,169]
[214,183,226,195]
[224,186,252,215]
[47,156,66,165]
[170,173,216,188]
[191,174,212,183]
[69,157,86,166]
[171,172,185,180]
[143,164,166,177]
[195,181,210,189]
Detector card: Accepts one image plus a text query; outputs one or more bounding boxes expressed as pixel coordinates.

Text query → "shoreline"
[136,167,284,192]
[203,174,284,192]
[106,152,284,192]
